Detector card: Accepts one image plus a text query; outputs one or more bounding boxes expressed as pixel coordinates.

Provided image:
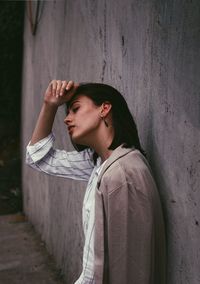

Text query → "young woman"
[26,80,166,284]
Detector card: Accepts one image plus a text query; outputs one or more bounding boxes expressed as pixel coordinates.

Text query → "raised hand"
[30,80,78,144]
[44,80,79,107]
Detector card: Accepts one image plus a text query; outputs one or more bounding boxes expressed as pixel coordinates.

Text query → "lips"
[68,126,75,134]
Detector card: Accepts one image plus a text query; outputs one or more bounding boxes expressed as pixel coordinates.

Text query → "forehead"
[67,94,95,110]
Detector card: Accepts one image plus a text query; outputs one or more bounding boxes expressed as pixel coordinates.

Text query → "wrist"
[43,100,59,110]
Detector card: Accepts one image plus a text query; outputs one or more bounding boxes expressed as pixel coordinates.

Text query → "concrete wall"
[22,1,200,283]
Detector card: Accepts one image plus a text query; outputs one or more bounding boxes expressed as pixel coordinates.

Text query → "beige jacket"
[94,145,166,284]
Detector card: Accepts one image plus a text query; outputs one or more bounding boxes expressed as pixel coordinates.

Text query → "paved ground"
[0,214,65,284]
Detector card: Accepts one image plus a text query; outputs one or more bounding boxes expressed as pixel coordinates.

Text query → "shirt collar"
[95,158,108,176]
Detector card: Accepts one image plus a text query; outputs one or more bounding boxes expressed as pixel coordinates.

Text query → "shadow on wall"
[0,2,24,215]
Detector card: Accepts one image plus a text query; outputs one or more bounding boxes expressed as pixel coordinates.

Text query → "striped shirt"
[26,133,107,283]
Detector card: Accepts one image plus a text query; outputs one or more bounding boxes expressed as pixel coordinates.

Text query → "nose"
[64,113,72,125]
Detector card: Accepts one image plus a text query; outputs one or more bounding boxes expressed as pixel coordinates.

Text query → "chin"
[71,135,88,147]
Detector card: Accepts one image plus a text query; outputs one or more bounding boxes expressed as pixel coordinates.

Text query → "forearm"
[30,102,58,145]
[29,80,77,145]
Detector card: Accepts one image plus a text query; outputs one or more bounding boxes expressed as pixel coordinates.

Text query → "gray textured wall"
[22,1,200,283]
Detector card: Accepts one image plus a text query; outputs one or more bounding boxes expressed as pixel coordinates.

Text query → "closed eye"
[68,100,81,114]
[72,106,79,113]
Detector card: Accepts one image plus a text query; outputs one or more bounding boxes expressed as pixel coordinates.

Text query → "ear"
[100,101,112,117]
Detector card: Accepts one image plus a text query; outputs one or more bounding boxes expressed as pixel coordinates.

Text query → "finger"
[65,82,79,102]
[51,80,57,97]
[66,80,74,91]
[60,81,67,96]
[56,80,62,97]
[74,83,79,89]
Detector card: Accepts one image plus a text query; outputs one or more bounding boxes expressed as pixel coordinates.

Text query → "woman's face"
[64,95,102,146]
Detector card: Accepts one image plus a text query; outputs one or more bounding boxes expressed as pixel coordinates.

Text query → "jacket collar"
[97,144,135,188]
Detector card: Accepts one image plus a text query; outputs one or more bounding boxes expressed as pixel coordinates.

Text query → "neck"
[89,125,115,162]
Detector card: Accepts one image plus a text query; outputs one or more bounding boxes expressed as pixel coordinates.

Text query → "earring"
[101,115,109,127]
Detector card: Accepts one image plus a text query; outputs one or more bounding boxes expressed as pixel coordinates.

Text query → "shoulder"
[103,148,150,180]
[100,149,157,197]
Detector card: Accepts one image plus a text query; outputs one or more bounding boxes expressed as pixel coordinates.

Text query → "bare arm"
[30,80,78,145]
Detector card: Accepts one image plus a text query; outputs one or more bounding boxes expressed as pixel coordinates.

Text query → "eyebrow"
[68,100,80,110]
